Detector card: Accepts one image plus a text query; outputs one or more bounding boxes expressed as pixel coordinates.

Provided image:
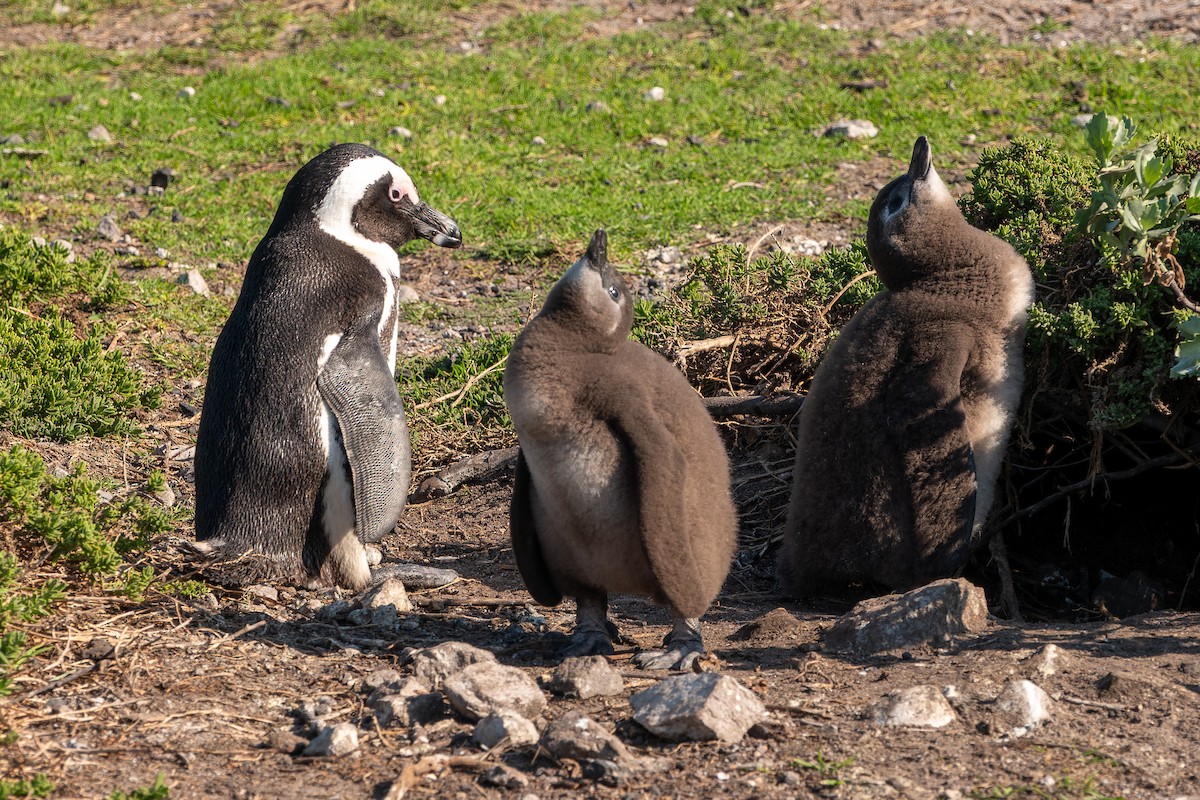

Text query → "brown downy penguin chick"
[504,230,738,669]
[778,136,1034,595]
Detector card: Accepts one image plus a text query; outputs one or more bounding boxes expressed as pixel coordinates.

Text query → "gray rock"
[389,126,413,138]
[1,134,25,145]
[644,86,666,101]
[823,578,988,655]
[654,246,682,265]
[87,124,113,143]
[410,641,497,690]
[480,764,529,790]
[396,285,421,304]
[629,673,766,743]
[177,86,196,99]
[96,215,122,242]
[179,267,210,297]
[373,563,459,589]
[372,683,444,728]
[295,696,335,724]
[870,685,956,728]
[540,711,633,763]
[150,167,175,189]
[302,722,358,757]
[244,584,278,603]
[364,544,383,567]
[1029,643,1064,680]
[1071,113,1095,128]
[443,661,547,722]
[361,668,403,694]
[531,135,546,146]
[647,136,669,148]
[473,709,539,749]
[788,238,824,257]
[586,100,611,114]
[820,119,879,139]
[992,679,1052,737]
[363,577,411,613]
[548,656,624,699]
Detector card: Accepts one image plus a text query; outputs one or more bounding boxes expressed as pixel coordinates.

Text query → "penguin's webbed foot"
[561,593,615,657]
[561,627,616,657]
[632,615,705,671]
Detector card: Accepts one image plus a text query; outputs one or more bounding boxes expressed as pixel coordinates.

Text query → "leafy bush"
[634,241,879,396]
[0,446,172,694]
[0,228,161,440]
[963,121,1200,430]
[108,774,170,800]
[0,774,54,800]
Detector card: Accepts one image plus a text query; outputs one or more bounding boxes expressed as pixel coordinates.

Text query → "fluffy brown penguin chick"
[778,136,1034,595]
[504,230,738,670]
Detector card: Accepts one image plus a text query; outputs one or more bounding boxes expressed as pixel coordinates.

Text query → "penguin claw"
[632,644,705,671]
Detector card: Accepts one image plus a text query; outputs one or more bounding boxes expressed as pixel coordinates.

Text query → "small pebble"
[644,86,665,101]
[177,86,196,99]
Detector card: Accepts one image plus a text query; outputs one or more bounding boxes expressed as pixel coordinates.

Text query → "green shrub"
[108,774,169,800]
[962,120,1200,431]
[0,773,54,800]
[0,226,129,309]
[0,231,161,440]
[634,241,878,396]
[0,446,172,694]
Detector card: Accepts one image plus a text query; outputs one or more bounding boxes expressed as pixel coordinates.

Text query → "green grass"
[2,8,1199,269]
[108,774,169,800]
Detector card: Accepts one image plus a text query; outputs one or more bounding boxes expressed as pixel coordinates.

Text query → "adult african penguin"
[777,136,1034,595]
[504,230,738,670]
[194,143,462,591]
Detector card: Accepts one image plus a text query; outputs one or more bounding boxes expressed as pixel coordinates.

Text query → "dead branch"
[385,754,496,800]
[997,446,1200,529]
[703,394,803,417]
[412,445,520,502]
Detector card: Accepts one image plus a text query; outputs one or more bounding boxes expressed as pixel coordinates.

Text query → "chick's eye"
[887,193,904,216]
[607,285,619,300]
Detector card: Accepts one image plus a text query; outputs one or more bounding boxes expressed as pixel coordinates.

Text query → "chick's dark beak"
[407,201,462,248]
[907,135,933,182]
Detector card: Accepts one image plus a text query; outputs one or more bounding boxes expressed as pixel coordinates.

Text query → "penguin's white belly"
[521,425,656,596]
[964,334,1025,535]
[315,332,370,587]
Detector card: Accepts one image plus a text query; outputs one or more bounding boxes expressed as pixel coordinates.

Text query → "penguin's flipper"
[585,378,713,621]
[316,325,410,545]
[509,448,563,606]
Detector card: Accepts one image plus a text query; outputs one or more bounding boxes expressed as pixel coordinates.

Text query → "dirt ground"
[5,2,1200,799]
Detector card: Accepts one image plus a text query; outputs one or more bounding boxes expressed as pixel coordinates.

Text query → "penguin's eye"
[389,187,404,203]
[886,192,905,217]
[607,285,619,301]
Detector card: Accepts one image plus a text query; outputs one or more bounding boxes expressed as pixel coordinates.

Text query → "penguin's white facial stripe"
[316,155,415,278]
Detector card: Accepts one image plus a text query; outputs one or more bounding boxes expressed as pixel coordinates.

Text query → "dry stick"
[412,445,520,502]
[25,664,96,697]
[205,619,268,651]
[1056,695,1127,712]
[820,269,877,317]
[703,394,803,417]
[412,354,508,411]
[745,225,783,265]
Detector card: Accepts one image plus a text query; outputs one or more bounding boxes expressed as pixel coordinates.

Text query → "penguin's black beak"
[584,229,608,270]
[407,201,462,248]
[907,136,933,182]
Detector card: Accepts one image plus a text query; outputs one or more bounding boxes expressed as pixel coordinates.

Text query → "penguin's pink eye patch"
[388,175,420,206]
